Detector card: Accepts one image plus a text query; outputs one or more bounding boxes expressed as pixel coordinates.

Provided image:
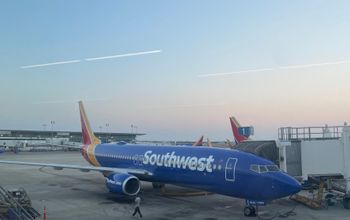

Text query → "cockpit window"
[259,165,268,173]
[266,165,280,172]
[250,164,259,173]
[250,164,280,173]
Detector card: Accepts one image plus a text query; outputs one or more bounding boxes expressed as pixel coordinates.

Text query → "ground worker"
[132,196,142,218]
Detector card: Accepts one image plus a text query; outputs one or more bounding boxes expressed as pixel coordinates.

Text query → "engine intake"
[105,173,140,196]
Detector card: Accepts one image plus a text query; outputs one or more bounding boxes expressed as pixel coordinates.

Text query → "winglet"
[229,116,248,144]
[79,101,100,145]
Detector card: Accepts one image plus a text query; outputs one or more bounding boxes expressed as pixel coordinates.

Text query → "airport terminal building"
[0,129,145,148]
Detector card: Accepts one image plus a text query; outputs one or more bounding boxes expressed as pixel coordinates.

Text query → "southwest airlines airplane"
[230,116,250,144]
[0,102,301,216]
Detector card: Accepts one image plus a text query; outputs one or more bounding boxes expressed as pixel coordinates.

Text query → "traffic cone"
[43,206,46,220]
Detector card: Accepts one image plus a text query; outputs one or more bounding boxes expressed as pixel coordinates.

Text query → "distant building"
[0,129,145,147]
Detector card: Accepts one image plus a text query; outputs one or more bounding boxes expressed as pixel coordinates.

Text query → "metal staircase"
[0,186,39,220]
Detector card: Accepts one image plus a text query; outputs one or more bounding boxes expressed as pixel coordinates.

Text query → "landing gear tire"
[243,206,256,217]
[343,198,350,209]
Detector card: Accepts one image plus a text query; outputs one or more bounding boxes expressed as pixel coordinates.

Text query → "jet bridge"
[278,124,350,209]
[234,140,279,165]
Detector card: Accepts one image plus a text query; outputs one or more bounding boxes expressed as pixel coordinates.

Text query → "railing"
[278,125,346,142]
[0,186,36,220]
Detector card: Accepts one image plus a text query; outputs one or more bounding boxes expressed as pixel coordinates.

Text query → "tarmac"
[0,151,349,220]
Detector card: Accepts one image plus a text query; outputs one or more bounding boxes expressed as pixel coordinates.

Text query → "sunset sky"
[1,1,350,141]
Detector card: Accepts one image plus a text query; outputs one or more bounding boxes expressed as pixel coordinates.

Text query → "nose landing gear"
[244,200,265,217]
[243,206,256,217]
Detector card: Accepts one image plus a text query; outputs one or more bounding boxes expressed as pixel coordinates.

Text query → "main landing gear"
[243,206,256,217]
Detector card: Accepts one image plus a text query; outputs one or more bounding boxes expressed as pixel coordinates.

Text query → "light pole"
[131,124,134,133]
[105,123,109,143]
[99,126,102,139]
[50,121,55,145]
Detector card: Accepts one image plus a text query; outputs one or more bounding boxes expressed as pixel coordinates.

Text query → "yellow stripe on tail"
[79,101,101,166]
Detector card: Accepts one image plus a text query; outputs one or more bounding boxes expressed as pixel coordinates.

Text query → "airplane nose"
[269,173,301,199]
[286,176,302,195]
[279,174,301,196]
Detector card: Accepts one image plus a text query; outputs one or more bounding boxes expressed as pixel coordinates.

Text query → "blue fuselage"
[89,144,300,201]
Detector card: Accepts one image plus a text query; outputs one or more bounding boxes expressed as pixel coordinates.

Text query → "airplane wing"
[0,160,152,176]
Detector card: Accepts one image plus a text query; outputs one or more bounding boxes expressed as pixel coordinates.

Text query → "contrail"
[197,68,274,78]
[197,59,350,77]
[278,59,350,70]
[20,49,162,69]
[85,50,162,61]
[21,60,81,69]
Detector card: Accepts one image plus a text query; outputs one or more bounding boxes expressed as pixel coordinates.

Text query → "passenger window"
[250,164,259,173]
[259,165,268,173]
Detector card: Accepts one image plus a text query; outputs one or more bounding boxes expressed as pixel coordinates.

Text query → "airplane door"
[225,158,238,182]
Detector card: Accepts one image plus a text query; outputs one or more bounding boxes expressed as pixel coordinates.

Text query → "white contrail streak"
[197,68,274,78]
[20,49,162,69]
[21,60,81,69]
[85,50,162,61]
[197,59,350,78]
[278,59,350,70]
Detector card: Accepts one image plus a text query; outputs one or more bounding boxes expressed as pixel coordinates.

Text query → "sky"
[1,0,350,141]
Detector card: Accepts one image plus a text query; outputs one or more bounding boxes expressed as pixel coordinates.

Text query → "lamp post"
[105,123,109,143]
[50,121,55,145]
[99,126,102,139]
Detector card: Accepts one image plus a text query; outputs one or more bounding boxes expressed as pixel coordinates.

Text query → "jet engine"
[105,173,140,196]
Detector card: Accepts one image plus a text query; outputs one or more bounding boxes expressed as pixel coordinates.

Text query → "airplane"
[226,139,235,148]
[193,135,204,146]
[0,101,301,216]
[230,116,253,144]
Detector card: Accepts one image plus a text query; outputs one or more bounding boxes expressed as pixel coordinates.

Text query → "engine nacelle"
[105,173,140,196]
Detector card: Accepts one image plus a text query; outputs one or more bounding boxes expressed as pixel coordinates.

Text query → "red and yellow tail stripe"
[229,116,248,144]
[79,101,101,166]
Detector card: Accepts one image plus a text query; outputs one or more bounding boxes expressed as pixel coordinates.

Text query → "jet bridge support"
[341,125,350,208]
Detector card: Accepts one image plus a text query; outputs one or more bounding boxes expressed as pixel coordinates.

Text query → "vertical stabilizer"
[226,139,234,148]
[193,135,204,146]
[207,138,213,147]
[79,101,100,145]
[229,116,248,144]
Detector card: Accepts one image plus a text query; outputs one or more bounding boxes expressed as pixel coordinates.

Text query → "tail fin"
[229,116,248,144]
[79,101,100,145]
[226,139,234,148]
[193,135,204,146]
[206,138,213,147]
